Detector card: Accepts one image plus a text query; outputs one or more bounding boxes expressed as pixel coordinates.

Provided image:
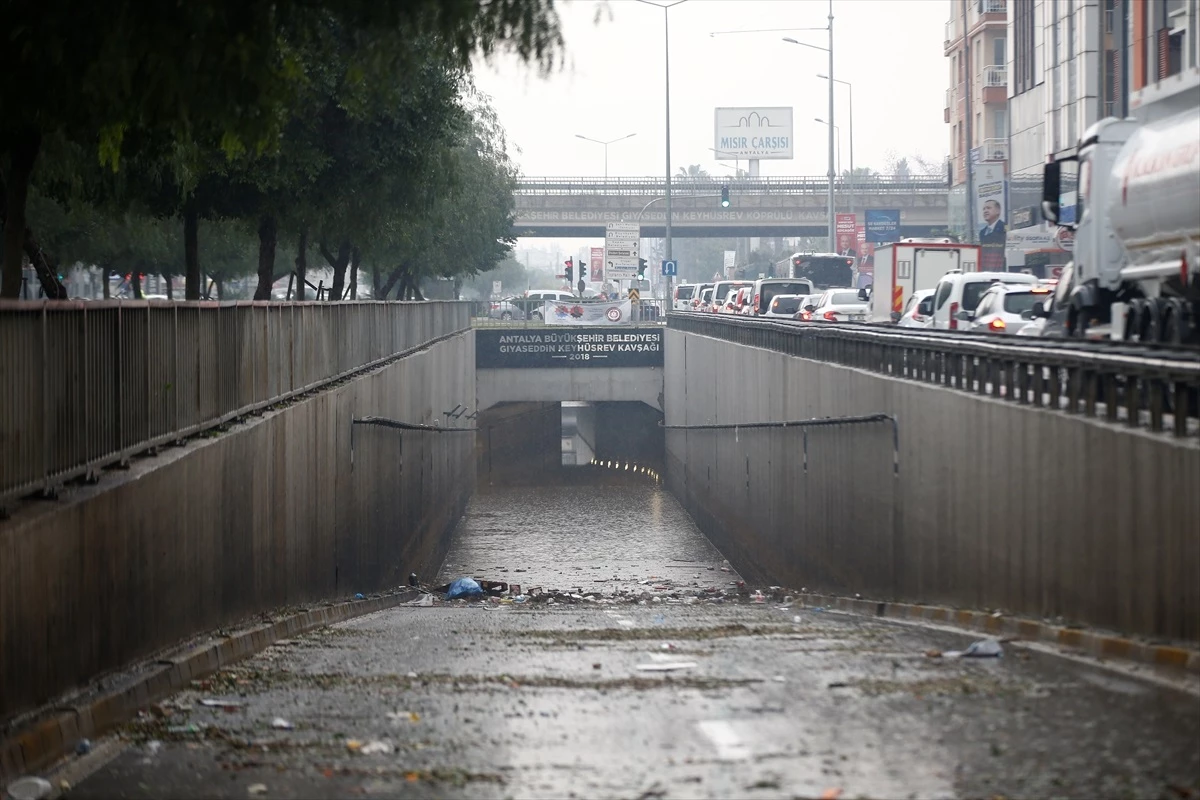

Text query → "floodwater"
[437,481,737,595]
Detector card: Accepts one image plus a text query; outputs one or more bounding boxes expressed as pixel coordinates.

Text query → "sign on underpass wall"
[476,327,664,369]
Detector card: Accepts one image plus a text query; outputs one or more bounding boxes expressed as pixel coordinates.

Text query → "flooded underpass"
[63,480,1200,799]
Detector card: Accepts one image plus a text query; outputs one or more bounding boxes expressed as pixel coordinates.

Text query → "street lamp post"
[636,0,687,296]
[817,73,853,214]
[814,119,840,179]
[575,133,637,179]
[782,0,835,249]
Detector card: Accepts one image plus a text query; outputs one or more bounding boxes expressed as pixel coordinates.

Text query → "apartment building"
[1006,0,1199,249]
[945,0,1010,185]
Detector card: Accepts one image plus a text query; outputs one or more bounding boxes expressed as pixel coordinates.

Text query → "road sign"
[628,287,641,302]
[661,260,677,277]
[492,280,502,295]
[605,222,641,279]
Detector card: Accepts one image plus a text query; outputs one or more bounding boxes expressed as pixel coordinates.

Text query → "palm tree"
[677,164,709,179]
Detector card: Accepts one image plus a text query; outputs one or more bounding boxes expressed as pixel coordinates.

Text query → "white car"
[808,288,869,322]
[697,287,715,312]
[712,280,754,314]
[673,283,697,311]
[897,289,936,328]
[761,293,806,318]
[964,283,1055,335]
[928,271,1040,330]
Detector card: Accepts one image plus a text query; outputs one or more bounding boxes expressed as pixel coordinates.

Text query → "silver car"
[761,293,806,318]
[964,283,1055,335]
[808,288,869,322]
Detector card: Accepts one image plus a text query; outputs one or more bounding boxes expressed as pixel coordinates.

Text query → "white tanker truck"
[1041,67,1200,344]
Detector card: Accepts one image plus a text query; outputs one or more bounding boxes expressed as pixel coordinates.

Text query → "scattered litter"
[512,595,528,603]
[248,784,268,796]
[446,578,484,599]
[5,777,53,800]
[145,740,163,755]
[270,718,294,730]
[924,650,943,659]
[751,591,766,604]
[199,698,243,709]
[772,675,786,683]
[354,593,365,600]
[387,710,421,724]
[636,661,698,672]
[345,739,363,754]
[820,789,843,800]
[793,616,803,624]
[360,740,392,755]
[166,723,205,735]
[960,639,1004,658]
[407,594,434,607]
[827,681,848,689]
[58,781,70,793]
[593,663,602,670]
[75,738,92,755]
[406,671,418,679]
[812,607,826,613]
[408,572,419,587]
[661,642,677,650]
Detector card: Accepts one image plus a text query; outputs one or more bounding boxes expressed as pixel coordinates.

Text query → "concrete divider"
[0,330,476,724]
[664,327,1200,644]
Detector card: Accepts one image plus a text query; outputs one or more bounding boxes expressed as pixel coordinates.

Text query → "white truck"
[867,241,981,323]
[1041,66,1200,344]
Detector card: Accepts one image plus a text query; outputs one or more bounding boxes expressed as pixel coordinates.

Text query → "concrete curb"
[0,590,419,783]
[792,592,1200,674]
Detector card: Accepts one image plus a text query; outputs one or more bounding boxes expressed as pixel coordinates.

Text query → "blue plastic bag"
[446,577,484,599]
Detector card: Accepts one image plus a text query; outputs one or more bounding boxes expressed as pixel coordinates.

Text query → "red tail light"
[490,303,499,309]
[823,310,837,321]
[753,293,760,307]
[801,310,813,320]
[949,301,959,330]
[673,287,679,300]
[988,318,1006,331]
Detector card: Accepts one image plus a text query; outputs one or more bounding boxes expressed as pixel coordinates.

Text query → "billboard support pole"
[960,0,977,243]
[826,0,836,252]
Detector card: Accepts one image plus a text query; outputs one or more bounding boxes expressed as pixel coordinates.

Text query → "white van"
[929,271,1040,330]
[748,278,815,316]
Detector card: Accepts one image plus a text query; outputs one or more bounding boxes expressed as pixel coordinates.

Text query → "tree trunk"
[295,225,308,301]
[347,246,361,301]
[321,239,352,302]
[253,214,277,300]
[184,198,200,300]
[132,270,143,299]
[214,277,224,300]
[1,130,41,299]
[165,275,174,300]
[380,267,402,300]
[372,266,383,299]
[102,268,111,299]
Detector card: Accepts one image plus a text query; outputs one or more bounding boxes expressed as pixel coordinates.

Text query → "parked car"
[928,271,1039,330]
[761,293,806,318]
[963,283,1054,335]
[687,282,714,312]
[897,289,936,328]
[697,287,715,312]
[513,289,576,320]
[807,288,869,322]
[792,294,821,321]
[748,278,816,316]
[488,297,528,320]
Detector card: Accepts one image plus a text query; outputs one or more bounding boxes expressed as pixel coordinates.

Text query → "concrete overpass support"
[476,402,562,484]
[663,328,1200,643]
[0,329,476,722]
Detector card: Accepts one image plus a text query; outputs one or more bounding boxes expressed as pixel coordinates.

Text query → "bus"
[773,252,857,290]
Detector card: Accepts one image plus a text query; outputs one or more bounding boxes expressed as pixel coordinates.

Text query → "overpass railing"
[0,300,470,508]
[668,313,1200,438]
[514,175,948,196]
[471,298,669,327]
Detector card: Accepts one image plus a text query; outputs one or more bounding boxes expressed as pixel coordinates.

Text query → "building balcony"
[945,88,952,123]
[980,137,1008,162]
[982,65,1007,103]
[967,0,1007,37]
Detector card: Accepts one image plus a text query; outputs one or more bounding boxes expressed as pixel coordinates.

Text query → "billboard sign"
[864,209,901,243]
[714,107,794,160]
[973,162,1008,270]
[590,247,605,282]
[835,213,857,256]
[475,328,664,369]
[855,224,876,286]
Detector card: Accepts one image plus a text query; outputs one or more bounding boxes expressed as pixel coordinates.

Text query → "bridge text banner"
[475,328,664,369]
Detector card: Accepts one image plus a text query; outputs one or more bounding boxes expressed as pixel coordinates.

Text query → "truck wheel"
[1124,300,1146,341]
[1162,298,1187,345]
[1067,302,1090,339]
[1140,299,1163,343]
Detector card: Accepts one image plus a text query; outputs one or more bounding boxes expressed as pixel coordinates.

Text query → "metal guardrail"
[513,176,948,196]
[470,298,669,327]
[0,300,470,508]
[667,313,1200,438]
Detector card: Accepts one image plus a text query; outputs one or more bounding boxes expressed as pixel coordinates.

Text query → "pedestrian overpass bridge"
[512,175,950,238]
[2,300,1197,780]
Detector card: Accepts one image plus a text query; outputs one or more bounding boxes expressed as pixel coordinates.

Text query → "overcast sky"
[474,0,950,179]
[472,0,951,265]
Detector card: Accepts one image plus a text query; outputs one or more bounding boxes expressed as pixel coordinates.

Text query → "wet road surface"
[65,483,1200,799]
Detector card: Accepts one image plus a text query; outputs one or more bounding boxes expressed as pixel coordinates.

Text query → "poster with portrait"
[974,163,1008,271]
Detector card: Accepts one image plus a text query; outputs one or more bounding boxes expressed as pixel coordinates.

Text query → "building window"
[993,36,1006,66]
[993,108,1007,139]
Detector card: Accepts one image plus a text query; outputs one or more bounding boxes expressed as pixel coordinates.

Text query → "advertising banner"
[714,107,794,160]
[835,213,857,256]
[855,224,876,287]
[475,327,664,369]
[590,247,605,282]
[864,209,901,243]
[542,299,633,326]
[973,162,1008,271]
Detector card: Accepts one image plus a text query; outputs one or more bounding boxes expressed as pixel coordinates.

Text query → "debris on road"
[407,593,435,607]
[270,717,294,730]
[199,698,243,709]
[75,738,92,755]
[446,578,484,599]
[5,777,53,800]
[943,639,1004,658]
[360,740,392,755]
[247,784,268,796]
[635,661,698,672]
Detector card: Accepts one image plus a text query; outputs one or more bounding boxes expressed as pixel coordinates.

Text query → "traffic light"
[579,260,587,280]
[792,255,802,269]
[720,185,730,208]
[564,257,573,283]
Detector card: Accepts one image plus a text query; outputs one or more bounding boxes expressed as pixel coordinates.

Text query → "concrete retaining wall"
[0,332,476,723]
[664,329,1200,643]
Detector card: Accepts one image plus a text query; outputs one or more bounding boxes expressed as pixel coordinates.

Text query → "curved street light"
[575,133,637,179]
